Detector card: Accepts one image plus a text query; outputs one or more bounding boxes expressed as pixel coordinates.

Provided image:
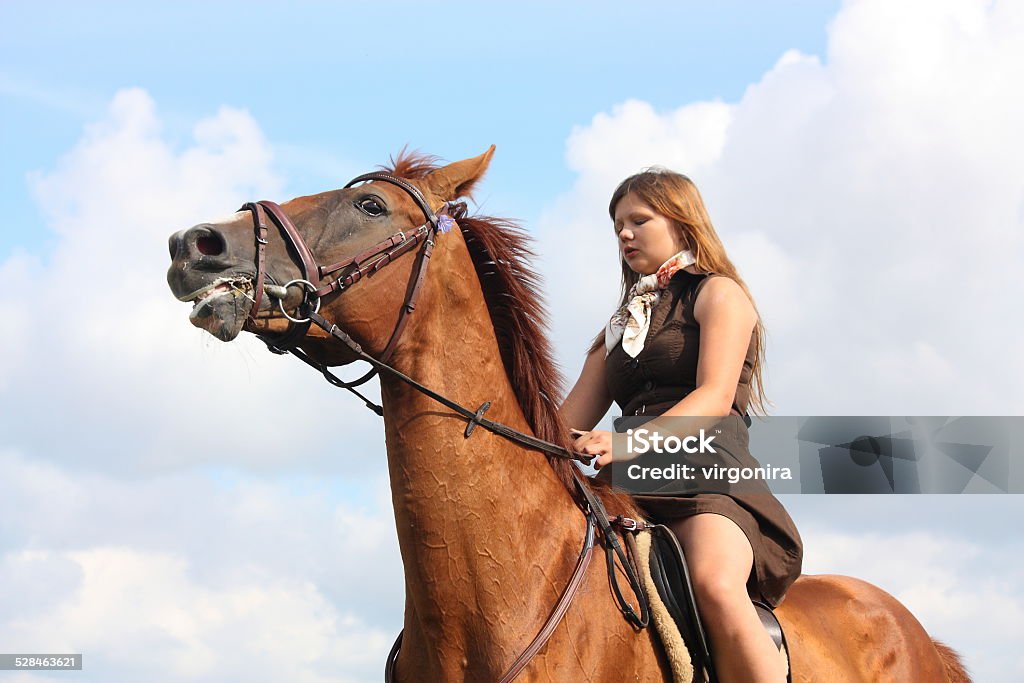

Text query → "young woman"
[559,169,803,683]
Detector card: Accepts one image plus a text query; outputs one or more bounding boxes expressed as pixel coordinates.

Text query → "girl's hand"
[570,428,615,469]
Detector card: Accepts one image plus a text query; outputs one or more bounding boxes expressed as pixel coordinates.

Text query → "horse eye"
[357,197,385,216]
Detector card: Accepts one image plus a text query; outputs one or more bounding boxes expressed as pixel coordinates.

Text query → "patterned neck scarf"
[604,250,696,358]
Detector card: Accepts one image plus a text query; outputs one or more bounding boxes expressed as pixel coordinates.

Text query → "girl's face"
[613,192,688,275]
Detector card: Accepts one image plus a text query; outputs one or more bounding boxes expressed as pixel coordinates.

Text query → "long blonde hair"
[590,167,770,415]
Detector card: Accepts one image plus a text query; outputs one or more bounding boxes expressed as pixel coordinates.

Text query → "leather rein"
[238,172,650,681]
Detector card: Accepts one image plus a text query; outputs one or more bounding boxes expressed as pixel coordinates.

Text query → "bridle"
[238,172,650,681]
[241,172,441,397]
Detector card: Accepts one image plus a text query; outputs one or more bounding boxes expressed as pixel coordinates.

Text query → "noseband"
[242,172,442,364]
[238,172,650,681]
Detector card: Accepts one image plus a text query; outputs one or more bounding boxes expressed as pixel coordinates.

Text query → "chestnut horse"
[166,147,971,682]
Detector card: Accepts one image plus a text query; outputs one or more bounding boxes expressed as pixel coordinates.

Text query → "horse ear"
[423,145,496,203]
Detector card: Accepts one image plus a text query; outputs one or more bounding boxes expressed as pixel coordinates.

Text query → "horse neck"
[378,236,584,675]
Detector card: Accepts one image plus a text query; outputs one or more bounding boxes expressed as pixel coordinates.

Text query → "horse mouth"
[177,276,254,341]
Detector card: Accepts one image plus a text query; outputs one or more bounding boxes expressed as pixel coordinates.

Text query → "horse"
[166,147,972,682]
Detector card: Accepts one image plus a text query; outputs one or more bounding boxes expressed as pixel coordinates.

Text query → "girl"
[559,169,802,683]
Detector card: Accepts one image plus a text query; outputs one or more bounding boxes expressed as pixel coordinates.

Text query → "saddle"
[627,522,792,683]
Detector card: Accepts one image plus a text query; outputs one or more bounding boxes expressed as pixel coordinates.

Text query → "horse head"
[166,146,495,363]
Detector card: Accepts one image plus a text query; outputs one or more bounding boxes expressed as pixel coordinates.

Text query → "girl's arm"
[559,344,614,432]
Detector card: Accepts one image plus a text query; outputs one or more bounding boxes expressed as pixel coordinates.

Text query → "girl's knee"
[690,569,749,615]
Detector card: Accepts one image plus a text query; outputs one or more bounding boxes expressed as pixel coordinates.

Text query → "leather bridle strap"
[247,201,269,323]
[495,512,594,683]
[337,172,440,366]
[243,173,440,363]
[571,470,651,630]
[307,309,594,463]
[314,223,433,297]
[262,200,320,283]
[385,510,597,683]
[241,199,319,353]
[316,170,440,299]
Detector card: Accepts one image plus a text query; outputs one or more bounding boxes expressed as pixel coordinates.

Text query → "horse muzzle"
[167,225,260,341]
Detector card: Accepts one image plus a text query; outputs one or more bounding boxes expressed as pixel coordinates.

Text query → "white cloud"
[0,88,387,475]
[539,0,1024,416]
[0,450,402,614]
[0,450,402,683]
[0,547,392,683]
[566,99,734,189]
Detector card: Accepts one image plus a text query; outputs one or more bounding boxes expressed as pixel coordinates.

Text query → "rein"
[239,172,650,680]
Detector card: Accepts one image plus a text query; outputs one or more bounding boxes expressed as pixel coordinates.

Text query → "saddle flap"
[645,524,790,682]
[648,524,716,677]
[754,600,784,650]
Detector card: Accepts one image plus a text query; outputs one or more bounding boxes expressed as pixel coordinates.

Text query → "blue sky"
[2,1,1023,681]
[2,1,839,257]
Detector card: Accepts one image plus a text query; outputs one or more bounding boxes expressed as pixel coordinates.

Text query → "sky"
[1,1,1022,681]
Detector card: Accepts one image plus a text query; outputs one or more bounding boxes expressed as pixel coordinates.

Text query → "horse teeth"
[180,277,252,304]
[191,283,230,306]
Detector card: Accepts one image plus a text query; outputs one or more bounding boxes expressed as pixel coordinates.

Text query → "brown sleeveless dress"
[595,270,803,608]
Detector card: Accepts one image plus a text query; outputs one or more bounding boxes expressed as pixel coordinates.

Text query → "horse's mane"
[383,150,642,519]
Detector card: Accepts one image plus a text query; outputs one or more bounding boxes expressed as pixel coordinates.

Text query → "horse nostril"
[196,232,226,256]
[179,225,228,260]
